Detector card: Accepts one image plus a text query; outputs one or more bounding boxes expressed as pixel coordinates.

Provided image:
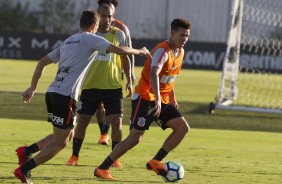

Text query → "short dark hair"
[80,9,100,28]
[171,18,192,31]
[97,0,119,7]
[97,3,114,13]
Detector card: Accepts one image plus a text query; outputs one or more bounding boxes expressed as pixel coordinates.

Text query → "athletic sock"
[72,137,83,157]
[153,148,168,161]
[21,158,37,174]
[101,125,110,135]
[98,156,114,169]
[98,122,103,134]
[25,143,39,155]
[112,141,120,151]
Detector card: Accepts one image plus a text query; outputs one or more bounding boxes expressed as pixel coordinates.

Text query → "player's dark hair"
[80,9,100,28]
[171,18,192,30]
[97,3,113,13]
[97,0,119,7]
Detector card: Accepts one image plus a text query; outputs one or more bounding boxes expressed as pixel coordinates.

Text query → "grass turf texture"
[0,59,282,183]
[1,59,282,132]
[0,118,281,184]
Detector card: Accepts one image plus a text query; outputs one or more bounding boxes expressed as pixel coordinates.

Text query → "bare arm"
[129,54,136,84]
[121,55,132,98]
[169,88,179,109]
[106,44,149,56]
[22,56,54,103]
[149,66,162,117]
[127,33,136,84]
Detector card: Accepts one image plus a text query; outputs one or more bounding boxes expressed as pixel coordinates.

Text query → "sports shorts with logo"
[45,92,77,129]
[130,95,182,130]
[77,88,123,116]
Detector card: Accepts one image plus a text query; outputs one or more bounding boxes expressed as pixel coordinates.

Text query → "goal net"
[211,0,282,114]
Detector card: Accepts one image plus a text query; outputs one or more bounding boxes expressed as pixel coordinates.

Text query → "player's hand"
[169,98,179,109]
[131,73,136,85]
[125,81,132,98]
[140,47,152,58]
[22,87,35,103]
[152,103,161,117]
[148,100,161,118]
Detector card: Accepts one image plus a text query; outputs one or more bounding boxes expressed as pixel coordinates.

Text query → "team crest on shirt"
[137,117,146,127]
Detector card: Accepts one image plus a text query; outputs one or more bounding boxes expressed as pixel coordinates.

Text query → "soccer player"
[66,4,131,168]
[98,0,135,83]
[95,0,135,144]
[14,9,149,184]
[94,18,192,180]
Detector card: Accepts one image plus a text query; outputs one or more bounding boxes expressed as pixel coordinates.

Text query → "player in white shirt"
[14,9,149,184]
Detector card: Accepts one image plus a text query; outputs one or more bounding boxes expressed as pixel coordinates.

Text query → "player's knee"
[181,119,190,134]
[183,122,190,134]
[76,117,91,130]
[110,116,122,127]
[168,118,189,133]
[175,119,189,135]
[78,114,91,124]
[128,137,141,148]
[133,135,142,144]
[127,132,143,147]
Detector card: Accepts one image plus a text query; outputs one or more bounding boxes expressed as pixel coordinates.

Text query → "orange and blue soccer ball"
[162,161,185,182]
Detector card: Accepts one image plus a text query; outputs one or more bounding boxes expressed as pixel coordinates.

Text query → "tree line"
[0,0,91,34]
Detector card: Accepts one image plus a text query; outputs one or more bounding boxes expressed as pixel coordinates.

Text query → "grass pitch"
[0,59,282,183]
[0,118,281,184]
[1,59,282,132]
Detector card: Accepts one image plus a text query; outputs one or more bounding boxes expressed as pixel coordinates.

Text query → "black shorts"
[45,92,77,129]
[77,88,123,116]
[130,96,182,130]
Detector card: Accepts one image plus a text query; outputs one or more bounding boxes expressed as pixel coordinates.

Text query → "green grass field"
[0,59,282,183]
[1,119,282,184]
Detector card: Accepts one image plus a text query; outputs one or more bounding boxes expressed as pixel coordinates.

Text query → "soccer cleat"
[66,155,79,166]
[94,167,117,180]
[146,159,167,177]
[98,134,109,145]
[16,146,31,166]
[14,167,33,184]
[112,159,123,168]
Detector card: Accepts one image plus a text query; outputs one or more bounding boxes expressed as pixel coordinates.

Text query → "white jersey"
[47,32,110,100]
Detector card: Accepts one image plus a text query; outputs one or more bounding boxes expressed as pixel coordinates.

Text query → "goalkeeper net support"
[210,0,282,114]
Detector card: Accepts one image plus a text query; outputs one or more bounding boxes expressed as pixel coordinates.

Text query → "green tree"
[0,0,39,32]
[40,0,90,34]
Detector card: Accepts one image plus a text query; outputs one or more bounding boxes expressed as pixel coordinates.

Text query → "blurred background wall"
[0,0,234,71]
[1,0,232,43]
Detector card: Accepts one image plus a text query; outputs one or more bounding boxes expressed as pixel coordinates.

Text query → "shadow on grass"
[1,92,281,132]
[0,161,91,167]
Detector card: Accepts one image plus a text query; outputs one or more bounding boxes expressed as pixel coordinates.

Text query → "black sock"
[25,143,39,155]
[112,141,120,151]
[101,125,110,135]
[99,156,114,169]
[153,148,168,161]
[21,158,37,174]
[98,122,103,134]
[72,137,83,157]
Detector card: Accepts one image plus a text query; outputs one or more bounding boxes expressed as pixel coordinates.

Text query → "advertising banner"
[1,32,281,72]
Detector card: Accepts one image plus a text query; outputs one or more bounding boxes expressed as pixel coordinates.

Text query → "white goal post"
[210,0,282,114]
